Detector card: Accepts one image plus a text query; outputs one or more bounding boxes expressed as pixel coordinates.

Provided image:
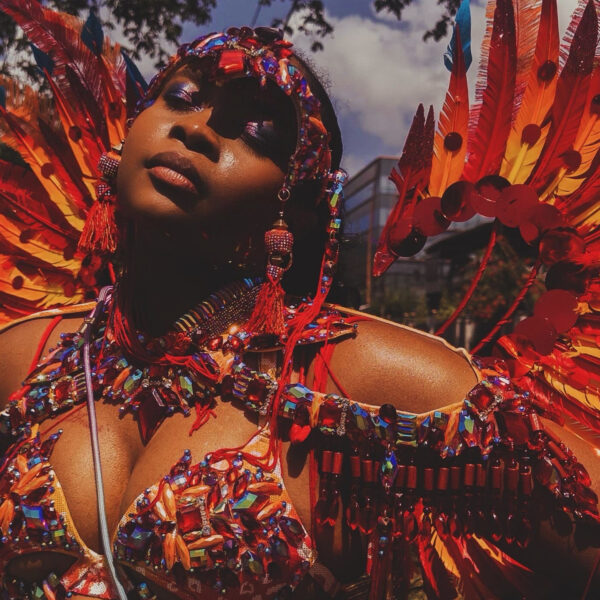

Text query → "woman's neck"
[118,222,253,337]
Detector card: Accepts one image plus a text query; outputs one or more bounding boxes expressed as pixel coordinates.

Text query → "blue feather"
[444,0,472,71]
[0,86,5,109]
[30,43,54,75]
[81,11,104,56]
[121,50,148,93]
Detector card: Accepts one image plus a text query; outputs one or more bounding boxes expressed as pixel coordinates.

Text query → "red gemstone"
[177,503,204,534]
[217,49,245,74]
[345,498,360,530]
[221,375,235,401]
[403,511,418,542]
[208,337,222,351]
[490,509,503,542]
[448,514,462,539]
[137,389,168,444]
[516,515,532,548]
[434,513,448,538]
[358,499,376,535]
[505,512,517,544]
[246,379,268,404]
[233,473,248,499]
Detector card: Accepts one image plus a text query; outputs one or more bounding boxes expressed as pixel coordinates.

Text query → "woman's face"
[116,63,297,236]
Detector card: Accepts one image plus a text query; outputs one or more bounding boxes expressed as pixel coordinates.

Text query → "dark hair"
[283,52,343,297]
[293,52,343,170]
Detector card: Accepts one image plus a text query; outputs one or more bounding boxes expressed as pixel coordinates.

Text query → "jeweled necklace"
[1,278,264,444]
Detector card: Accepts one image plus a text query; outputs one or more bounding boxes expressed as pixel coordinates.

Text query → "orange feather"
[429,28,469,197]
[0,107,86,229]
[501,0,559,183]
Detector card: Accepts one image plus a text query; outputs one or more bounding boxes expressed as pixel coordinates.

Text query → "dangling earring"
[78,142,123,254]
[245,186,294,338]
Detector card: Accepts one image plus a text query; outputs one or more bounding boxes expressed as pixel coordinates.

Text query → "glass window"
[344,182,374,213]
[378,174,398,195]
[345,204,371,235]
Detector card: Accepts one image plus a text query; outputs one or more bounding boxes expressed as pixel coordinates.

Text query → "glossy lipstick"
[146,151,203,196]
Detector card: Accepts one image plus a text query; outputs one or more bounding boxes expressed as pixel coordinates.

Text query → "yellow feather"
[0,215,80,274]
[429,530,460,578]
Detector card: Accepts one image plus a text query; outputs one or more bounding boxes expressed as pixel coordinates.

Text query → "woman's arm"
[323,317,479,413]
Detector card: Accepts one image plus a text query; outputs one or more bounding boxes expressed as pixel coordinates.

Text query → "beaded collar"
[0,282,355,445]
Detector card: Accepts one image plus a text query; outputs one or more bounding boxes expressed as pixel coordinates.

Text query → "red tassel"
[79,198,118,253]
[244,275,286,336]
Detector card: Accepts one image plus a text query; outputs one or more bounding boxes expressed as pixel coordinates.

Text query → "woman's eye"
[163,83,203,110]
[241,121,292,168]
[241,121,278,152]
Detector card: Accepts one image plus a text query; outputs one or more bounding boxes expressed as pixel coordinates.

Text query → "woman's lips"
[146,152,203,197]
[148,165,198,195]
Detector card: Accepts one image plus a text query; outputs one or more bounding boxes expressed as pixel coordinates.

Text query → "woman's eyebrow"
[170,65,204,85]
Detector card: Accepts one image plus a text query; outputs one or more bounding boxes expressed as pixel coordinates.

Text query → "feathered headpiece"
[376,0,600,433]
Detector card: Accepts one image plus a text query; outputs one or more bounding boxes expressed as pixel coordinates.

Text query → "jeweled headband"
[137,26,335,198]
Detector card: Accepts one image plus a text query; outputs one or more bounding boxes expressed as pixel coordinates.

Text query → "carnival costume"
[0,0,599,599]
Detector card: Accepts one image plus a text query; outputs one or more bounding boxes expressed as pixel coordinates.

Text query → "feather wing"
[0,5,133,325]
[373,104,434,277]
[463,0,517,181]
[528,0,598,196]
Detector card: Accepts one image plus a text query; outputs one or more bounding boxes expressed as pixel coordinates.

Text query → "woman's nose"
[169,109,220,163]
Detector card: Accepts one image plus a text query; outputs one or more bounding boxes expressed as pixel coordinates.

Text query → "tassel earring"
[245,186,293,338]
[79,142,122,254]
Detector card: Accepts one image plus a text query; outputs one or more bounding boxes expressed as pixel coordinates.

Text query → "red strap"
[28,315,63,372]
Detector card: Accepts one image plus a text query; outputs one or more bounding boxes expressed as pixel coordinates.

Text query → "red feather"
[528,0,598,193]
[513,0,543,104]
[44,74,103,178]
[65,65,111,150]
[417,534,459,600]
[373,104,434,277]
[0,107,87,217]
[463,0,517,181]
[0,161,79,247]
[0,0,106,108]
[37,117,95,203]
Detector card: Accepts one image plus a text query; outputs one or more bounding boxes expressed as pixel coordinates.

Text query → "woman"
[0,9,599,600]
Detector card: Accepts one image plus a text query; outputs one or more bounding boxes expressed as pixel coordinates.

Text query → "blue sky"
[134,0,580,178]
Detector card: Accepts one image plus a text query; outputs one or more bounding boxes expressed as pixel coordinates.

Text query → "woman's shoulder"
[322,306,480,413]
[0,304,92,408]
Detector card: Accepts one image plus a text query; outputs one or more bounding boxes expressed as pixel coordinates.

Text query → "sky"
[134,0,582,178]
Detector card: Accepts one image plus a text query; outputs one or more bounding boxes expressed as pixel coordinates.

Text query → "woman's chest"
[47,400,261,554]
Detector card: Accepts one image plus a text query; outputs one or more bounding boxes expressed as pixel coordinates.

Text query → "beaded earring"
[78,142,122,254]
[245,186,293,337]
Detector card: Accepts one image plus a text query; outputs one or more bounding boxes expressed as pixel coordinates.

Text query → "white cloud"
[340,152,368,177]
[289,0,579,175]
[290,2,486,153]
